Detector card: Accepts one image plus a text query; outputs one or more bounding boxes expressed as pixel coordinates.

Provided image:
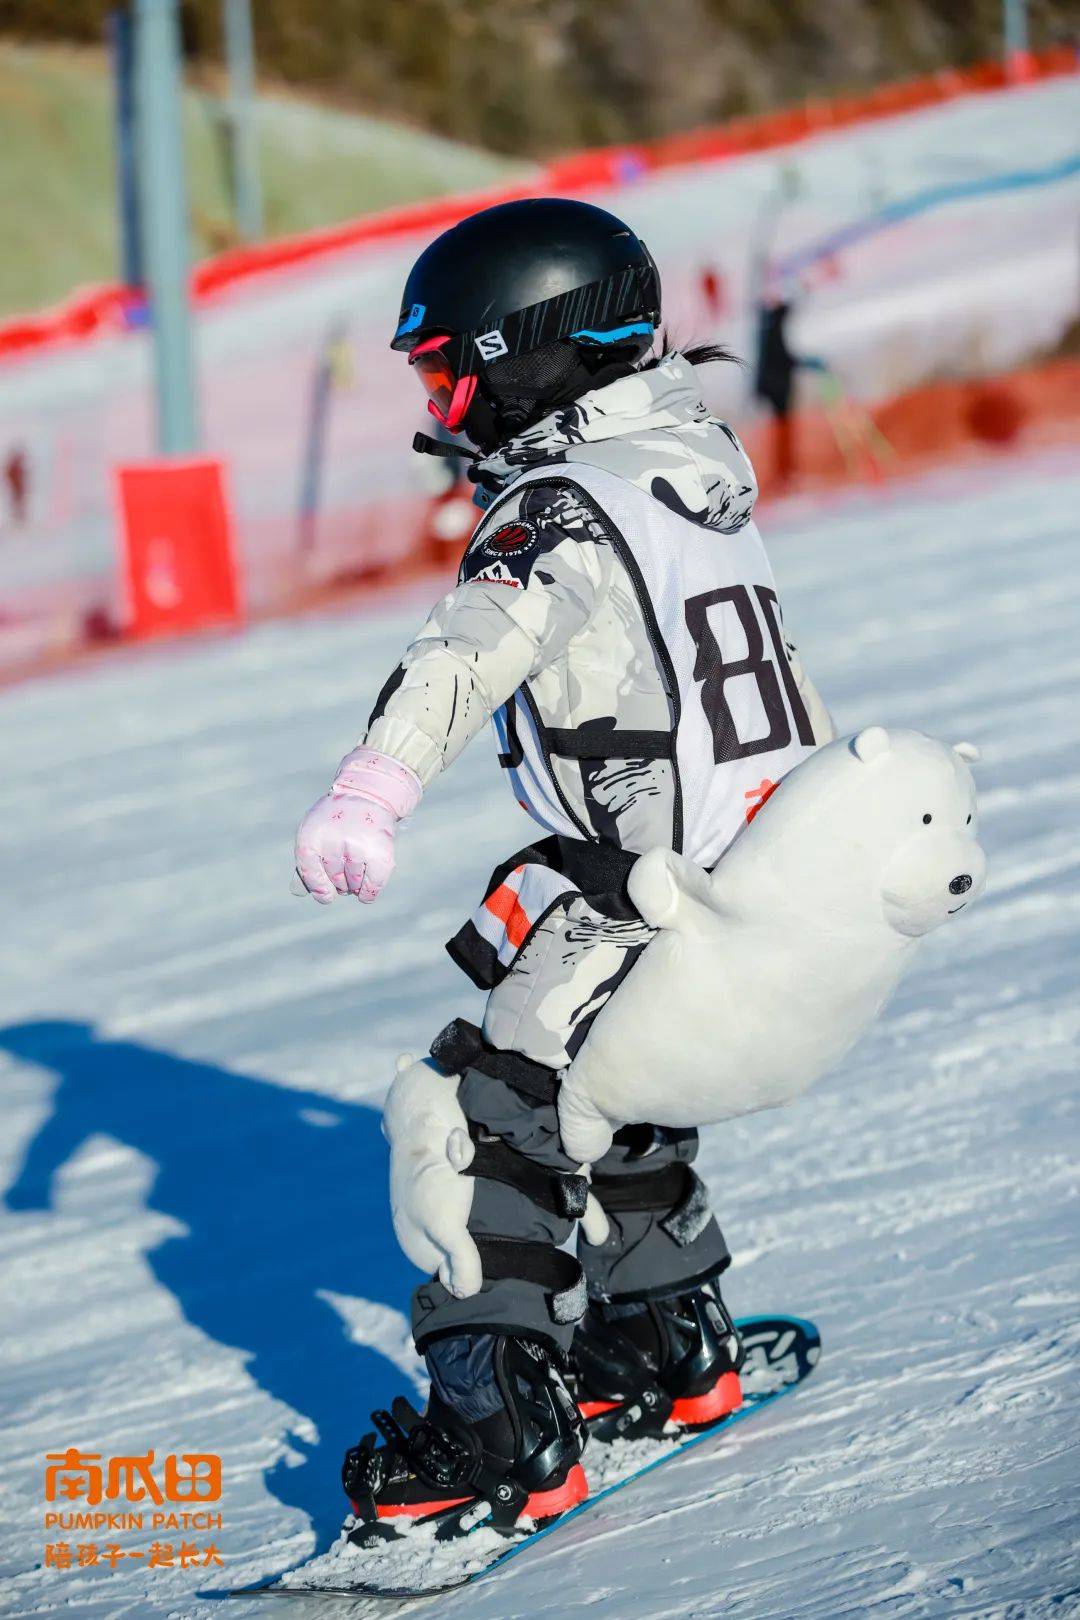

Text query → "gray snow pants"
[412,847,730,1359]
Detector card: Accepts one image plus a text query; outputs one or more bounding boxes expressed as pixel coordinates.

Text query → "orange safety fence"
[745,356,1080,499]
[0,44,1075,365]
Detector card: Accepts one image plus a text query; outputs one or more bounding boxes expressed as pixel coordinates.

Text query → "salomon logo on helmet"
[475,330,510,361]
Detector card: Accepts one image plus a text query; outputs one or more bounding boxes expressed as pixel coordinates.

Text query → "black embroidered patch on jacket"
[484,519,539,558]
[461,480,609,589]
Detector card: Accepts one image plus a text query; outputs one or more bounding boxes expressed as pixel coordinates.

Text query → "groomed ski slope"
[1,449,1078,1620]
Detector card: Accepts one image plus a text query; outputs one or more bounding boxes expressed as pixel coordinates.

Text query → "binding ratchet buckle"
[371,1398,528,1527]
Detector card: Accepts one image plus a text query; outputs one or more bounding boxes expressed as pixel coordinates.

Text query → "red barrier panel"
[1,45,1074,366]
[115,459,243,642]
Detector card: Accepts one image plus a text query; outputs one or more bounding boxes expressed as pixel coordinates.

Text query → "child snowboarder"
[294,198,834,1547]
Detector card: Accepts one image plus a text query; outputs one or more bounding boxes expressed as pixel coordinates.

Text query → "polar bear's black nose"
[949,874,973,895]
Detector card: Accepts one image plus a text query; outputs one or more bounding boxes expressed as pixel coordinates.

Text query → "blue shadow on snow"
[0,1019,420,1549]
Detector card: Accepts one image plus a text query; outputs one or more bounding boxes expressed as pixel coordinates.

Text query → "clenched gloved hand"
[294,746,422,905]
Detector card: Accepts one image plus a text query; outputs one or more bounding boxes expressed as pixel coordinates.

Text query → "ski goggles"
[408,335,477,433]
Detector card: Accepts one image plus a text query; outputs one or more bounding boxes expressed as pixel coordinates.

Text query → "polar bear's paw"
[558,1075,616,1165]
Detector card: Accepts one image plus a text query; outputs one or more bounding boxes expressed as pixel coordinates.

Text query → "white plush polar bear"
[558,728,987,1165]
[383,1054,609,1298]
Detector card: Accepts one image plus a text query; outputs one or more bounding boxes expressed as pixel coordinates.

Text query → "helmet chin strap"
[411,431,479,463]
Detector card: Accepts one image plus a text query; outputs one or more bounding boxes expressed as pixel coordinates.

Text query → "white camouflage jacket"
[366,353,833,868]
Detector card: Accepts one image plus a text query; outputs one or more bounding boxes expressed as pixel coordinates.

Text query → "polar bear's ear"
[953,741,981,764]
[851,726,891,763]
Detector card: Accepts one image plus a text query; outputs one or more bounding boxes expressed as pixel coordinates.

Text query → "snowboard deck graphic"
[226,1314,819,1603]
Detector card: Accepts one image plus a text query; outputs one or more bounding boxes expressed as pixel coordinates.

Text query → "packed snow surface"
[1,451,1078,1619]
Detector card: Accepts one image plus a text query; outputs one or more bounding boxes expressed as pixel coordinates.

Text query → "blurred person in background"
[293,198,834,1549]
[753,295,802,485]
[752,291,892,489]
[752,291,831,487]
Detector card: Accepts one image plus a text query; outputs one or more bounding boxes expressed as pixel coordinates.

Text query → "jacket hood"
[473,351,758,535]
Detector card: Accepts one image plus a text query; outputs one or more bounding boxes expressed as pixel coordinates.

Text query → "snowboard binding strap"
[371,1399,528,1528]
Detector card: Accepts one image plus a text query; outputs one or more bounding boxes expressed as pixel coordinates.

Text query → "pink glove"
[294,747,422,905]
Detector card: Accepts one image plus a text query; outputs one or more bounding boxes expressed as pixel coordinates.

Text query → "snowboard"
[226,1314,819,1603]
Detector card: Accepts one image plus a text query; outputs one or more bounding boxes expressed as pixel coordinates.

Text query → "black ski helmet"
[391,197,661,447]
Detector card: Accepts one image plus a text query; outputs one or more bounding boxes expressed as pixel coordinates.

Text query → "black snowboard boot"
[569,1278,744,1441]
[343,1334,588,1546]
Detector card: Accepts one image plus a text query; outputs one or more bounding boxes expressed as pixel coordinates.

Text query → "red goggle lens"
[408,337,476,431]
[409,347,458,417]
